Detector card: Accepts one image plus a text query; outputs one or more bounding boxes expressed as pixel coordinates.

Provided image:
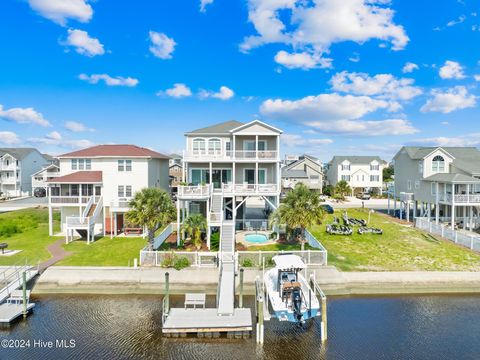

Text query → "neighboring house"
[46,144,170,243]
[281,154,323,192]
[0,148,51,197]
[169,162,183,193]
[393,146,480,229]
[31,164,61,193]
[282,154,299,166]
[169,153,182,166]
[177,119,282,248]
[326,155,386,195]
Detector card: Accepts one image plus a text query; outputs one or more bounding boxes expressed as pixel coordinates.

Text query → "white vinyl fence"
[415,217,480,252]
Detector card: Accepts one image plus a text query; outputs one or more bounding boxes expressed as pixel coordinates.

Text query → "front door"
[245,169,255,184]
[212,170,222,189]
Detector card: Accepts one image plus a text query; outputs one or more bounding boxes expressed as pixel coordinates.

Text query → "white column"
[233,135,236,160]
[209,162,212,185]
[114,212,117,237]
[110,208,113,239]
[451,204,455,228]
[255,135,259,160]
[413,200,417,219]
[176,200,181,246]
[233,162,236,188]
[435,182,440,224]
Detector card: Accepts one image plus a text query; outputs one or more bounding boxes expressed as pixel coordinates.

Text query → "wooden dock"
[0,302,35,324]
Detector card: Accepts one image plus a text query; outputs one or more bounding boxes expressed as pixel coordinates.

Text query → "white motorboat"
[264,254,320,323]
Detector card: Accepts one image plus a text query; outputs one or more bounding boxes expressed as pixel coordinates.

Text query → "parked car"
[356,192,371,200]
[34,187,46,198]
[321,204,334,214]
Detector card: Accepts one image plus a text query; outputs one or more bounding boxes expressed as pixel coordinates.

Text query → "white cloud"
[261,93,390,122]
[474,74,480,81]
[64,29,104,57]
[29,131,94,149]
[421,86,476,113]
[149,31,176,59]
[348,53,360,63]
[447,15,466,27]
[330,71,422,101]
[0,131,20,145]
[28,0,93,26]
[199,86,234,100]
[281,134,333,147]
[0,104,51,127]
[306,118,418,136]
[157,83,192,98]
[439,60,465,79]
[402,62,419,73]
[64,121,94,132]
[412,133,480,147]
[241,0,408,67]
[274,50,332,70]
[78,73,139,87]
[441,121,449,125]
[200,0,214,12]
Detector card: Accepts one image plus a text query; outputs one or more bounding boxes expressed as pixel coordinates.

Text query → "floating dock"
[0,302,35,323]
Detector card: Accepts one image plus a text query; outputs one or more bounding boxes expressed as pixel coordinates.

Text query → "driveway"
[325,196,390,210]
[0,196,48,212]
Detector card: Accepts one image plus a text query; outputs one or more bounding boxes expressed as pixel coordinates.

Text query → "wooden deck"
[162,308,252,334]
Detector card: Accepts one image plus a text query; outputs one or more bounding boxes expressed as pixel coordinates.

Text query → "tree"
[125,188,175,250]
[270,183,325,250]
[383,165,394,182]
[323,184,334,197]
[334,180,351,199]
[182,214,207,250]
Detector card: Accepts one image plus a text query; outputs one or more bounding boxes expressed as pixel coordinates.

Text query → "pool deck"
[236,231,276,246]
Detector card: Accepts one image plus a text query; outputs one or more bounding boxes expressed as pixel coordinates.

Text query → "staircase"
[65,196,103,244]
[86,203,97,217]
[209,192,223,223]
[220,223,234,259]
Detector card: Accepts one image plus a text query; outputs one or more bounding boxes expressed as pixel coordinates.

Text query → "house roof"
[423,173,480,184]
[31,164,59,177]
[58,145,169,159]
[0,148,38,160]
[186,120,244,135]
[282,169,308,178]
[328,155,385,165]
[400,146,480,174]
[169,153,182,159]
[47,171,103,184]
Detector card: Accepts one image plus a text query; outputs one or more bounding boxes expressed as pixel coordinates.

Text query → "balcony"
[177,184,213,199]
[0,164,16,172]
[49,196,91,205]
[110,198,132,212]
[1,178,19,185]
[222,183,278,195]
[183,150,278,162]
[438,193,480,204]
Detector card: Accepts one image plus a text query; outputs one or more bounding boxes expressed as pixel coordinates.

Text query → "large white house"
[0,148,51,197]
[393,146,480,229]
[325,155,386,195]
[47,144,170,243]
[177,120,282,251]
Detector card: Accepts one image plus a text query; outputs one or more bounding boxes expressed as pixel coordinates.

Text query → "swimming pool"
[244,233,269,243]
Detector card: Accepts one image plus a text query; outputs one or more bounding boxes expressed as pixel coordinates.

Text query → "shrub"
[241,258,254,267]
[160,253,190,270]
[210,231,220,251]
[269,232,277,239]
[0,223,21,237]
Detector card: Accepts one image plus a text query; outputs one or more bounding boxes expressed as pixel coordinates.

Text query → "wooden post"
[22,271,27,318]
[239,268,244,308]
[321,297,327,342]
[165,272,170,314]
[257,296,264,344]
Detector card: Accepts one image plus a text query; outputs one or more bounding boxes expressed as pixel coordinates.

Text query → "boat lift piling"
[22,271,27,319]
[310,274,327,342]
[255,276,265,344]
[164,272,170,314]
[239,268,244,308]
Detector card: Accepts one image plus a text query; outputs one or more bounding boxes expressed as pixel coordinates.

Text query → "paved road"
[325,196,391,210]
[0,196,47,212]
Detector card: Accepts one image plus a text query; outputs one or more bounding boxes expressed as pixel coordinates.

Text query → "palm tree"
[334,180,351,200]
[125,188,175,250]
[182,214,207,250]
[270,183,325,250]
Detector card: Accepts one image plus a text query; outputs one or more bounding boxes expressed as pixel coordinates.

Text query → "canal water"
[1,294,480,359]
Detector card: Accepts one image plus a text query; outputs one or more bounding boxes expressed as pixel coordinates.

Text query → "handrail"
[90,196,103,224]
[153,223,173,250]
[82,196,94,223]
[310,274,327,301]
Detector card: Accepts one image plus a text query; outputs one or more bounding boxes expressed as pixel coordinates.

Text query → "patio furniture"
[0,243,7,254]
[184,293,206,309]
[261,221,267,231]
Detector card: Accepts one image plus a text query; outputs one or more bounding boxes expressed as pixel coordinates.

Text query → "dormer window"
[432,155,445,173]
[193,138,206,155]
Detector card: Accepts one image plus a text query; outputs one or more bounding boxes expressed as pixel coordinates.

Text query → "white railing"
[139,250,218,267]
[416,217,480,252]
[50,196,90,204]
[153,223,173,250]
[438,193,480,204]
[305,230,328,255]
[237,250,327,268]
[92,196,103,222]
[177,184,212,198]
[183,150,278,161]
[110,197,131,211]
[223,183,278,194]
[82,196,94,222]
[236,219,268,231]
[66,216,86,227]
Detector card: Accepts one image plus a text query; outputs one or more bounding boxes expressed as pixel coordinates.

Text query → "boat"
[264,254,320,324]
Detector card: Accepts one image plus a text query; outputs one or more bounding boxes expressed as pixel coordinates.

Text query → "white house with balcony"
[393,146,480,230]
[325,155,386,195]
[31,164,60,193]
[0,148,51,198]
[47,144,170,243]
[178,120,282,253]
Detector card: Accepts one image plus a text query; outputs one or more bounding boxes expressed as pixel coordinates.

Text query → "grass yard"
[57,235,147,266]
[0,208,60,266]
[310,208,480,271]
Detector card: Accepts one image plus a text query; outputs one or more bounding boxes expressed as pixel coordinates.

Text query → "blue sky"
[0,0,480,162]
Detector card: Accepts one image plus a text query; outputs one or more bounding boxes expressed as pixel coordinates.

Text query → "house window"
[407,180,412,190]
[370,175,379,182]
[341,164,350,171]
[341,175,350,181]
[431,183,436,195]
[370,164,379,171]
[85,159,91,170]
[418,161,424,174]
[125,185,132,197]
[208,139,221,155]
[118,185,124,197]
[118,160,132,172]
[71,184,79,196]
[414,180,420,189]
[432,155,445,172]
[193,138,206,154]
[310,175,319,183]
[125,160,132,171]
[71,159,78,170]
[225,141,231,155]
[78,159,85,170]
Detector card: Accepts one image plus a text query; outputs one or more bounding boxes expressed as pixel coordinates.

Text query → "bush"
[241,258,254,267]
[270,232,277,239]
[0,223,21,237]
[323,185,334,197]
[210,231,220,251]
[161,253,190,270]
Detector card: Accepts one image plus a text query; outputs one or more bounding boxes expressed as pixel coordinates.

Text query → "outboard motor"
[292,288,304,324]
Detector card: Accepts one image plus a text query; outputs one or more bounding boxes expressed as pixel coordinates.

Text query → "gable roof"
[283,154,323,175]
[186,120,244,135]
[329,155,385,165]
[58,145,169,159]
[424,173,480,184]
[282,169,308,178]
[0,148,38,160]
[230,120,283,134]
[31,164,59,177]
[47,171,103,184]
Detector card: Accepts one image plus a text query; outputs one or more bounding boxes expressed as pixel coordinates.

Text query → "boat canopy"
[272,254,306,270]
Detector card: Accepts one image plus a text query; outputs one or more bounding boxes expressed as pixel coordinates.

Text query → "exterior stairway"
[209,192,223,223]
[65,196,103,244]
[217,222,235,315]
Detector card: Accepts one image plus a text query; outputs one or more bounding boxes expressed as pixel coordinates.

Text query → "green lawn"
[0,208,60,266]
[57,235,147,266]
[310,208,480,271]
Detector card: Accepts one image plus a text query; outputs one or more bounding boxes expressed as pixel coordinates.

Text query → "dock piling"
[22,271,27,319]
[165,272,170,314]
[321,295,327,342]
[239,268,244,308]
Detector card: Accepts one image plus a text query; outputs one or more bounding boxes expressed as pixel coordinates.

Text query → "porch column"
[79,184,82,213]
[255,135,259,160]
[176,200,181,246]
[255,160,258,190]
[102,207,106,236]
[467,184,471,204]
[427,203,432,221]
[48,187,53,236]
[413,200,417,220]
[406,201,410,222]
[233,135,236,160]
[470,206,474,230]
[435,182,440,224]
[110,208,113,239]
[233,162,236,188]
[206,197,210,246]
[451,205,455,229]
[209,162,212,185]
[114,212,117,237]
